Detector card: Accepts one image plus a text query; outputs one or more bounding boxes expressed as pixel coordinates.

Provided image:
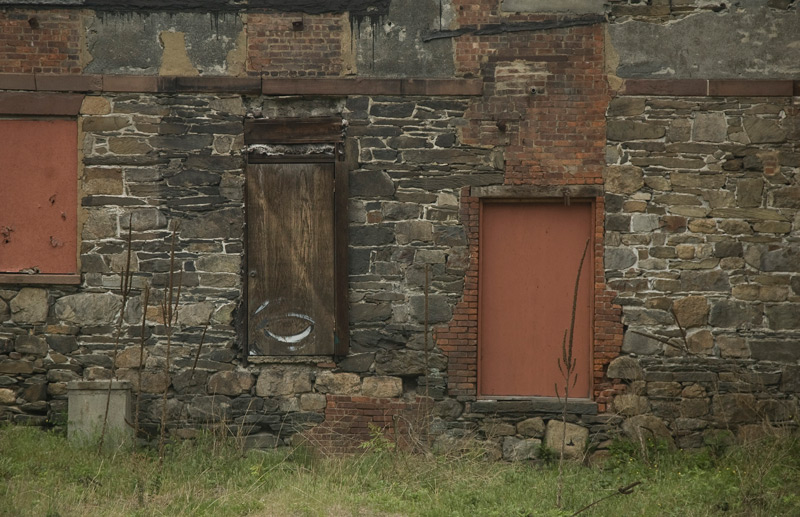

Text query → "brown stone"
[687,330,714,354]
[516,417,545,438]
[621,415,674,445]
[613,394,649,416]
[108,137,152,155]
[605,165,644,194]
[299,393,327,411]
[255,367,312,397]
[0,360,34,374]
[672,296,709,328]
[544,420,588,460]
[361,376,402,398]
[115,347,147,369]
[0,388,17,405]
[314,371,361,395]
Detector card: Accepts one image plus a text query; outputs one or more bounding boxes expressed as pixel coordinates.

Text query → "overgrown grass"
[1,424,798,516]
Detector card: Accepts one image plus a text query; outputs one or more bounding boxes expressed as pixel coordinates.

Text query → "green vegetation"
[1,425,799,517]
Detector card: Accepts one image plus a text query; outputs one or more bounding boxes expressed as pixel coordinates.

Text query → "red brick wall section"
[305,395,432,454]
[0,10,83,74]
[246,12,349,77]
[438,2,624,409]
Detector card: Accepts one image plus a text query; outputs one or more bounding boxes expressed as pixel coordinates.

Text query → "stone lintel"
[472,184,603,199]
[0,274,81,285]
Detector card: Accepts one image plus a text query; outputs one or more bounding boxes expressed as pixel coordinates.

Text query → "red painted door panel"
[479,202,593,398]
[0,120,77,274]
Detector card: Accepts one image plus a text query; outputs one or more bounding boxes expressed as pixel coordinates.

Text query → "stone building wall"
[1,0,799,460]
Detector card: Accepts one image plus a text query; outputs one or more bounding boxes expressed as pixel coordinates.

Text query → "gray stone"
[207,370,254,396]
[622,330,662,356]
[502,436,541,461]
[338,353,374,373]
[743,117,787,144]
[375,349,447,376]
[182,208,242,239]
[607,121,666,141]
[605,248,637,270]
[680,270,730,292]
[350,170,395,197]
[433,399,463,419]
[750,339,800,362]
[765,305,800,329]
[737,178,763,208]
[516,417,545,438]
[0,298,9,321]
[708,300,762,328]
[606,356,643,381]
[713,394,757,424]
[773,187,800,208]
[350,302,392,323]
[780,366,800,393]
[631,214,660,232]
[177,301,215,326]
[255,368,312,397]
[544,420,589,460]
[10,288,49,324]
[15,335,47,357]
[187,395,231,423]
[760,248,800,272]
[717,335,750,358]
[350,226,394,246]
[692,113,727,142]
[409,294,452,324]
[54,293,122,326]
[241,433,280,450]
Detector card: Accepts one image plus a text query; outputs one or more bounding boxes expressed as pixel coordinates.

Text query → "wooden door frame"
[473,185,601,400]
[243,117,353,358]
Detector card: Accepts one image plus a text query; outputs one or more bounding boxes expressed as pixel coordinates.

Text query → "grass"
[1,425,799,517]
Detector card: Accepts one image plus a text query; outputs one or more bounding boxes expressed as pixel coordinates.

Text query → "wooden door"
[246,162,336,355]
[479,201,593,398]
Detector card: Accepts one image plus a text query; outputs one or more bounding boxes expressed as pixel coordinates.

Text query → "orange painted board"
[479,202,593,398]
[0,120,78,274]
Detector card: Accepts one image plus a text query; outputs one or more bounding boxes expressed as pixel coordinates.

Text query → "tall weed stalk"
[555,238,590,509]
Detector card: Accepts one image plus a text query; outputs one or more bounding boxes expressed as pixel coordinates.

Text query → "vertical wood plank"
[246,163,335,355]
[333,139,356,356]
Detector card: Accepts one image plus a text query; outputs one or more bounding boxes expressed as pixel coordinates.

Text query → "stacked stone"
[605,95,800,441]
[608,355,799,448]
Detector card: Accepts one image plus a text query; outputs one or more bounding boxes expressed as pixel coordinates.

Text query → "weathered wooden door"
[479,201,593,398]
[246,162,336,355]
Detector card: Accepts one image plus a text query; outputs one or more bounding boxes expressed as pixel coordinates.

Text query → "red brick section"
[0,10,83,74]
[438,2,623,409]
[246,12,349,77]
[305,395,432,453]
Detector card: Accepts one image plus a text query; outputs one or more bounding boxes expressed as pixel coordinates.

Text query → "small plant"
[359,423,396,454]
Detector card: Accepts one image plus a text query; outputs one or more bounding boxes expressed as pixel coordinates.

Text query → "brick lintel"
[0,74,485,96]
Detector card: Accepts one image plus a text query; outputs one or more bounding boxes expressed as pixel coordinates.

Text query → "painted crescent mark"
[264,313,315,344]
[252,300,315,346]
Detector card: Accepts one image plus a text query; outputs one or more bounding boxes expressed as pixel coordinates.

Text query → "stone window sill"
[0,273,81,285]
[472,397,598,416]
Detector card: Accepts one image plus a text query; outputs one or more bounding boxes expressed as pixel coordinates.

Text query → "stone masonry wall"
[605,94,800,443]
